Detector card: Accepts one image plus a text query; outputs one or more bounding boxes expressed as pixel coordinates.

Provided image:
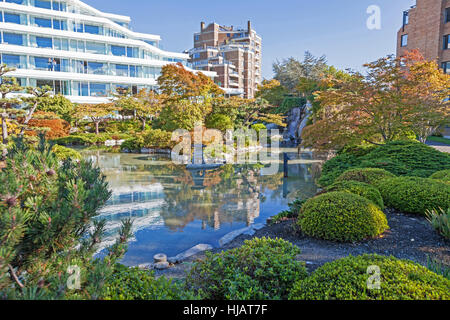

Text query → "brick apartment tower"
[188,21,262,99]
[397,0,450,73]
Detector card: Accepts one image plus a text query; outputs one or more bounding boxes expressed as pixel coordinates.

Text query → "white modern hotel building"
[0,0,215,103]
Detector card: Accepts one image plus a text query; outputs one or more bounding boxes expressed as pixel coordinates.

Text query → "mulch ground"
[154,210,449,279]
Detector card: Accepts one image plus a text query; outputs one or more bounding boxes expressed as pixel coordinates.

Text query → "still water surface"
[83,149,322,266]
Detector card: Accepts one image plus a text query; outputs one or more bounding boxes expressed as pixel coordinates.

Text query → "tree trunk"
[142,119,146,131]
[20,102,38,136]
[1,114,8,144]
[95,121,100,135]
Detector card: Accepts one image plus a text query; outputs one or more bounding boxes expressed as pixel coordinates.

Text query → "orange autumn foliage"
[25,112,70,139]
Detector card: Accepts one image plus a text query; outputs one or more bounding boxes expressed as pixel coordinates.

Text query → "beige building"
[188,21,262,99]
[397,0,450,73]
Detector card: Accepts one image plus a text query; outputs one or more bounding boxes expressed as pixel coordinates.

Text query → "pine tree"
[0,134,132,299]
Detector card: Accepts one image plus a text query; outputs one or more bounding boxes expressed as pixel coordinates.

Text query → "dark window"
[5,0,26,4]
[4,13,21,24]
[3,33,24,45]
[442,62,450,74]
[111,45,126,56]
[444,35,450,49]
[403,11,409,26]
[84,24,100,35]
[34,0,51,9]
[446,8,450,23]
[36,36,53,48]
[2,54,21,68]
[401,34,408,47]
[34,17,52,28]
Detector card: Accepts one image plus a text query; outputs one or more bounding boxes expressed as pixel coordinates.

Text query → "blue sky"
[84,0,416,78]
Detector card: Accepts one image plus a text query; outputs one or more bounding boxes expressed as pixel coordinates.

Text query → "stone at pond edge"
[154,262,170,270]
[154,253,167,263]
[219,223,266,247]
[167,244,213,264]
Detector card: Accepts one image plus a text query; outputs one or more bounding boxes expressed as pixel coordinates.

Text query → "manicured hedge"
[326,181,384,209]
[319,141,450,187]
[336,168,396,188]
[185,237,308,300]
[297,192,389,242]
[430,170,450,183]
[377,177,450,215]
[289,254,450,300]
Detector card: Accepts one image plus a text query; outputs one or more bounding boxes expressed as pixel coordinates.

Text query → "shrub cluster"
[336,168,395,188]
[430,170,450,183]
[289,254,450,300]
[297,192,389,242]
[377,177,450,215]
[426,208,450,239]
[103,264,196,300]
[326,181,384,209]
[185,237,308,300]
[319,141,450,187]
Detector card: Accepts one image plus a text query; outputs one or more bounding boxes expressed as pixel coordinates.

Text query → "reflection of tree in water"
[84,151,320,236]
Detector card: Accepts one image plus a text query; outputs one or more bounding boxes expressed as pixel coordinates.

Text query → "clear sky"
[83,0,417,79]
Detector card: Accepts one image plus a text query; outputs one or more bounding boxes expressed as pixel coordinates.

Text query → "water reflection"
[84,149,322,266]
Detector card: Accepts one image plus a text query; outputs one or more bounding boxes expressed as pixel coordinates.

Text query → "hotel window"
[84,24,101,35]
[4,12,21,24]
[114,64,129,77]
[89,83,109,97]
[87,62,107,75]
[86,42,106,54]
[33,0,52,10]
[5,0,27,4]
[111,45,126,56]
[3,33,25,45]
[52,1,66,11]
[32,17,52,28]
[1,53,26,68]
[53,19,67,30]
[35,36,53,48]
[53,38,68,50]
[401,34,408,47]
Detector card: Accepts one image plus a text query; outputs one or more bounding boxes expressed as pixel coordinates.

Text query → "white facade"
[0,0,215,103]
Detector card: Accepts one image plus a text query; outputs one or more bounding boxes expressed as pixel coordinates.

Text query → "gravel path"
[154,210,449,279]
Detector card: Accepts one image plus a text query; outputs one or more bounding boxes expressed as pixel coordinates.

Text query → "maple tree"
[302,52,450,150]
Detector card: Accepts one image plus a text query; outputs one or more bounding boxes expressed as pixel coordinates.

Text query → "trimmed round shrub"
[51,145,82,161]
[430,170,450,183]
[297,192,389,242]
[336,168,396,188]
[289,254,450,300]
[378,177,450,215]
[185,237,308,300]
[326,181,384,209]
[103,264,196,300]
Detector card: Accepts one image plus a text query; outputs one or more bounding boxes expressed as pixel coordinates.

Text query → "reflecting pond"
[83,149,323,266]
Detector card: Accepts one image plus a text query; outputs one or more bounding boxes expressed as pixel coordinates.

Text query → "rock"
[154,262,170,270]
[138,263,153,270]
[253,223,265,231]
[154,253,167,263]
[167,244,214,264]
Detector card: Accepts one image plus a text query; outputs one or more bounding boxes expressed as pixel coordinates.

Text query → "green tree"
[36,95,75,124]
[0,65,23,144]
[75,103,116,135]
